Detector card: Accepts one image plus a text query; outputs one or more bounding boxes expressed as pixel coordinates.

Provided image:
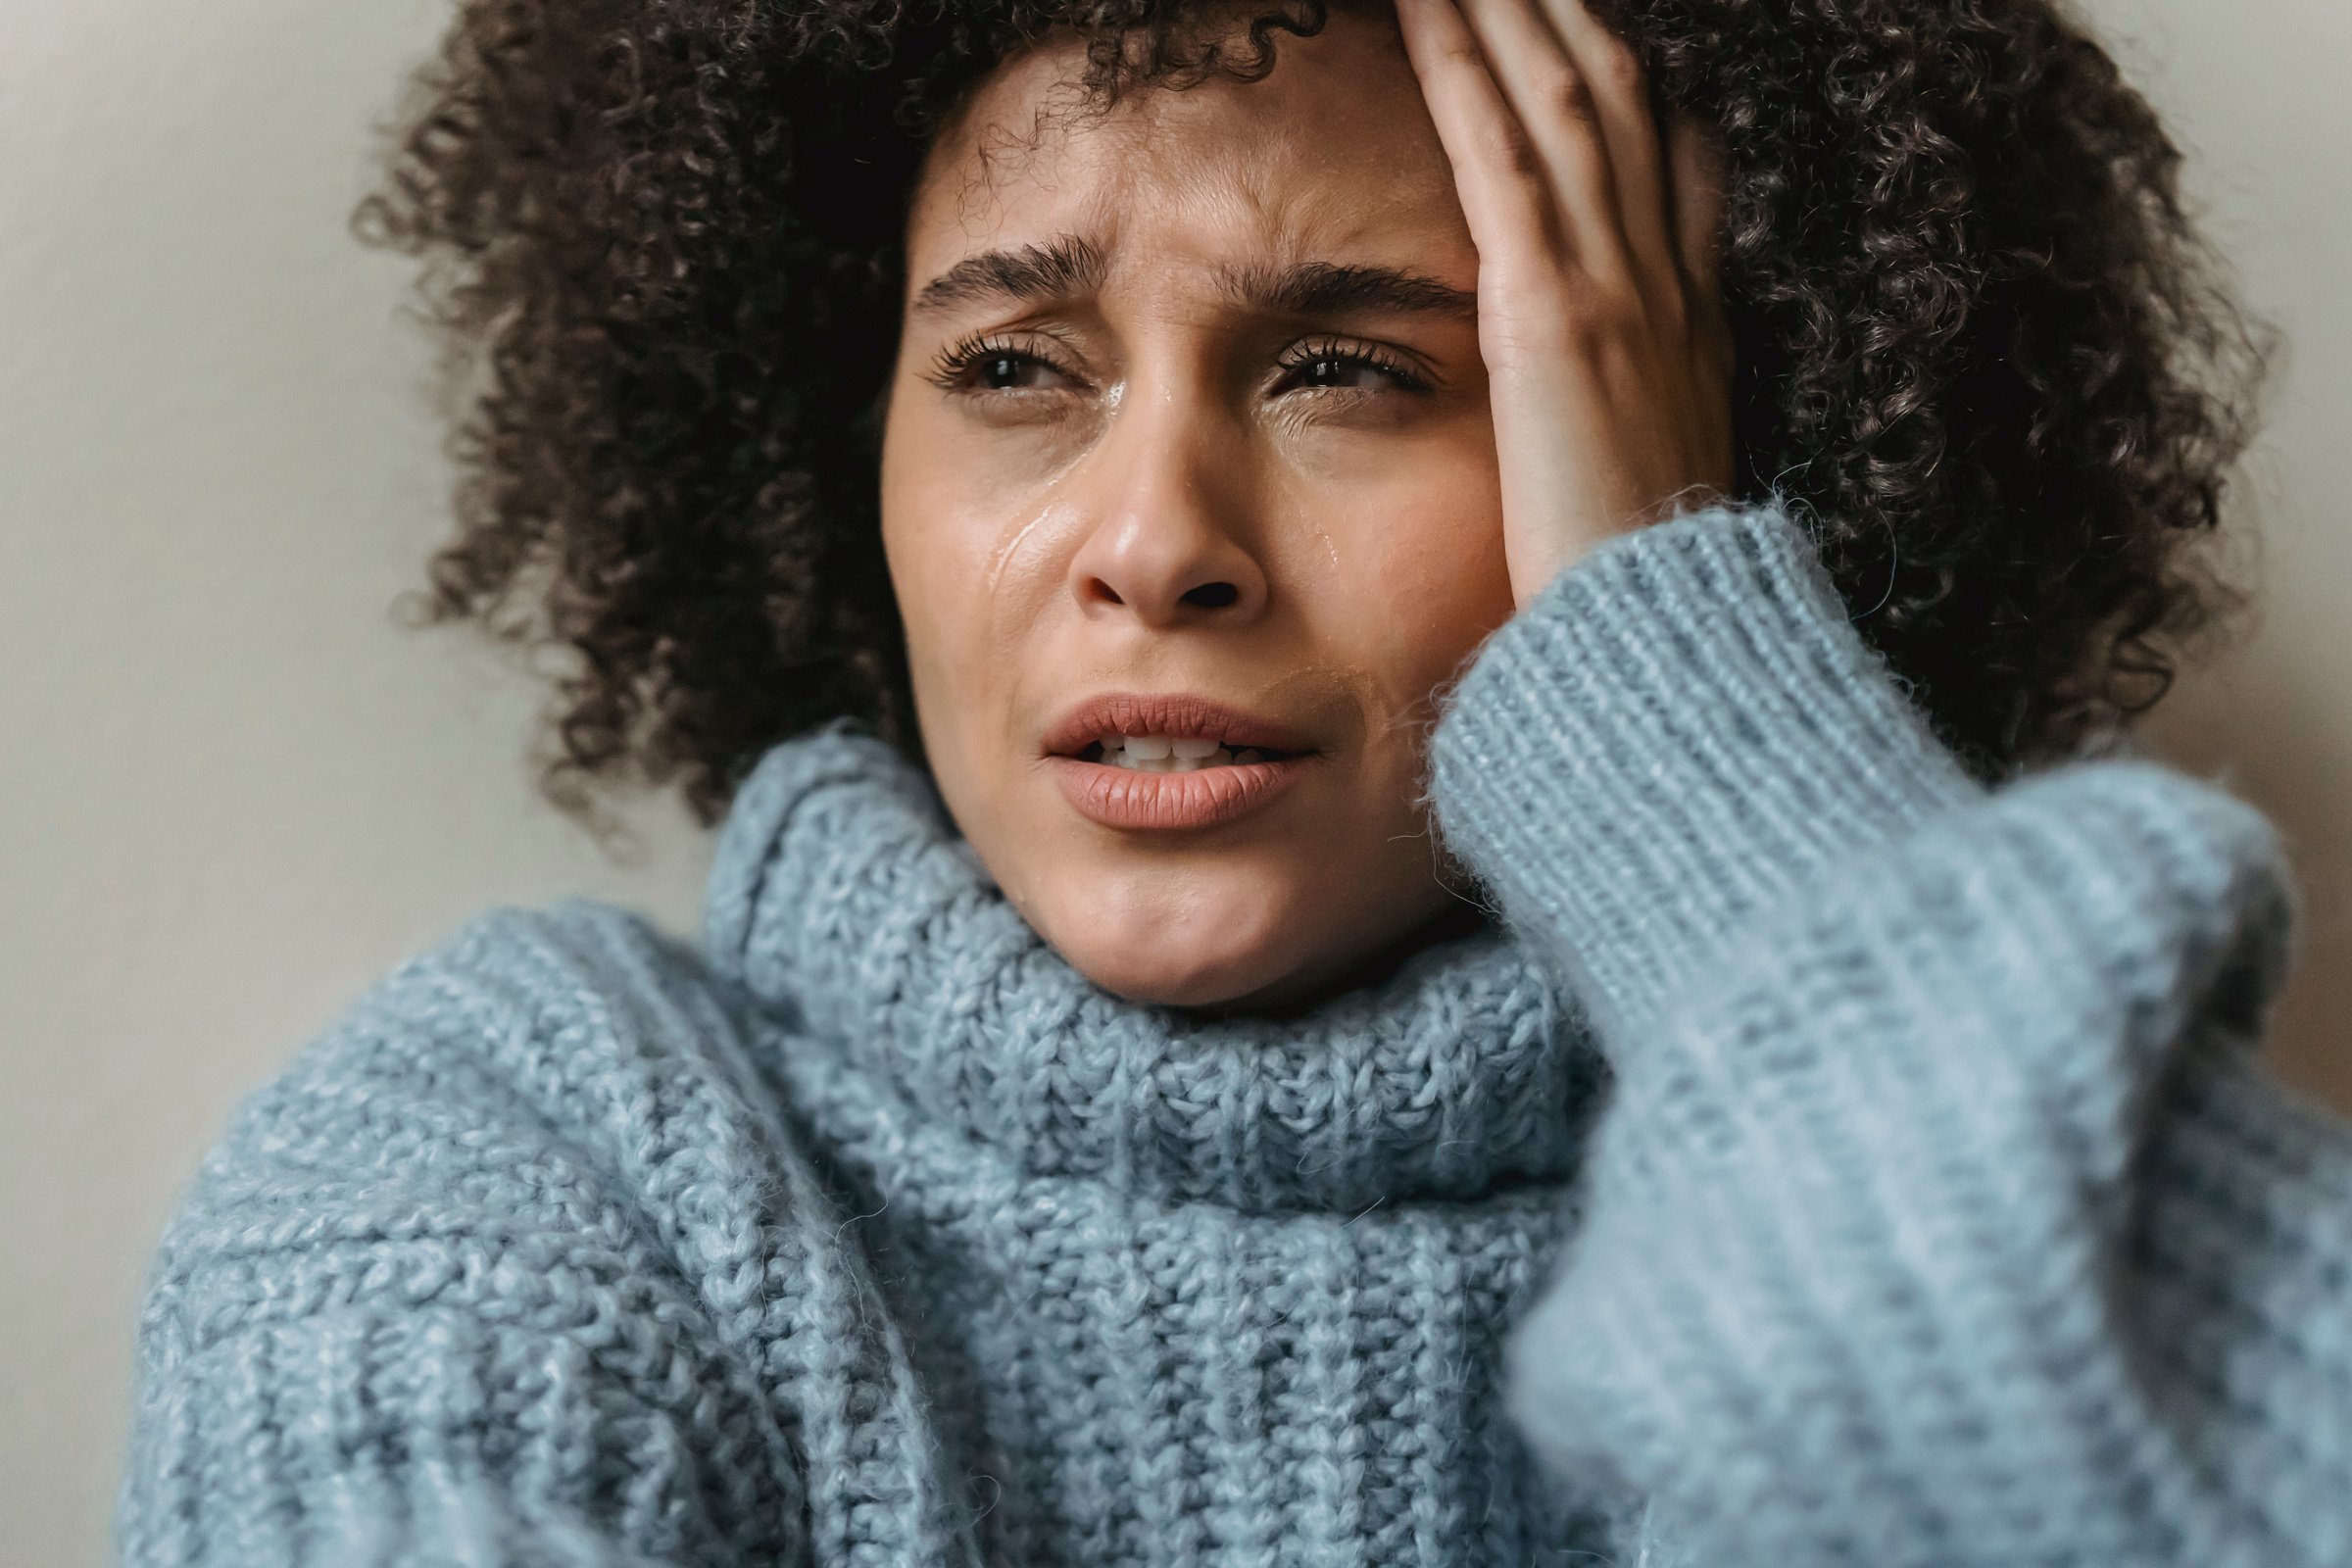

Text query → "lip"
[1042,691,1321,833]
[1041,692,1320,760]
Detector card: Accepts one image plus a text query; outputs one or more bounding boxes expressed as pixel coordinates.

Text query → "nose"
[1063,398,1269,628]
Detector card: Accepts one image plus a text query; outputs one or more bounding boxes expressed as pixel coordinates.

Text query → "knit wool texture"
[117,502,2352,1568]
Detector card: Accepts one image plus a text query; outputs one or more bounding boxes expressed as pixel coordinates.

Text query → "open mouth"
[1075,736,1309,772]
[1041,696,1322,829]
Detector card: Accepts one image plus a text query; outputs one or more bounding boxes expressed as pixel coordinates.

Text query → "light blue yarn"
[116,500,2352,1567]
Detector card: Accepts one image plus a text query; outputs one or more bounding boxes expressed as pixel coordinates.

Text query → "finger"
[1666,107,1728,307]
[1395,0,1564,275]
[1533,0,1678,297]
[1449,0,1625,279]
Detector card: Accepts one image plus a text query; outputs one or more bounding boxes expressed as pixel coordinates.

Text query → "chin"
[1023,870,1316,1010]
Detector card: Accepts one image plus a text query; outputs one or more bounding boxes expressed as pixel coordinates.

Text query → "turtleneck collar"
[701,721,1605,1214]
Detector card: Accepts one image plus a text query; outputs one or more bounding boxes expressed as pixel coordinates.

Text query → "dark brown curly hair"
[357,0,2269,830]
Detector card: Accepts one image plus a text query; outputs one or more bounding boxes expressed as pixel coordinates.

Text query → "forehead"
[906,11,1471,285]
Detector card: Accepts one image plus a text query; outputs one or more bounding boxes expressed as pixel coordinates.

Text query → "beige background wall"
[3,1,2345,1562]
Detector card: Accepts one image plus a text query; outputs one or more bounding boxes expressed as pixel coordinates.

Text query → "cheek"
[1316,457,1515,717]
[880,409,1073,806]
[881,416,1002,768]
[886,493,1064,695]
[883,395,995,633]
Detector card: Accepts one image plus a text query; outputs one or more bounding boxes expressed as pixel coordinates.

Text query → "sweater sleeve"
[1425,500,2352,1568]
[113,903,816,1568]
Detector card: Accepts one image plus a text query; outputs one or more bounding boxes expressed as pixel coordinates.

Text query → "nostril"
[1181,581,1240,609]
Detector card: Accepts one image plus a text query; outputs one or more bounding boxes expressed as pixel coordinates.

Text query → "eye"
[926,334,1080,395]
[1272,337,1434,397]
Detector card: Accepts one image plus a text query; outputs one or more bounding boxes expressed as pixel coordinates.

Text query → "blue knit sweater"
[116,501,2352,1567]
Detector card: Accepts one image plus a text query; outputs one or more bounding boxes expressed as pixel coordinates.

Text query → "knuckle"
[1482,121,1545,182]
[1493,298,1604,363]
[1485,320,1565,368]
[1597,41,1645,97]
[1439,38,1485,73]
[1549,68,1598,124]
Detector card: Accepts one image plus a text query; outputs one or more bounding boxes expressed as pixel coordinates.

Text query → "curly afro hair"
[357,0,2269,830]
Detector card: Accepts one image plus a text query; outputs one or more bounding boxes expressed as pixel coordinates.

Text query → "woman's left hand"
[1396,0,1737,611]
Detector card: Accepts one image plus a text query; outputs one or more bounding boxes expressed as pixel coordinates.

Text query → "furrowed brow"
[1218,260,1477,322]
[909,233,1110,317]
[909,244,1476,323]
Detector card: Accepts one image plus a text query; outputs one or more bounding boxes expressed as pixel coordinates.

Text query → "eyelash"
[924,334,1072,395]
[1274,336,1435,396]
[923,333,1434,396]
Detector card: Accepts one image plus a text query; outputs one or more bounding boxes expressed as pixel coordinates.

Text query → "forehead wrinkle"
[909,69,1472,323]
[1121,131,1471,296]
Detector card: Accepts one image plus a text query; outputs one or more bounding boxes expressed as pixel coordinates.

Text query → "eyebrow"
[1216,259,1477,322]
[908,233,1476,323]
[909,235,1110,317]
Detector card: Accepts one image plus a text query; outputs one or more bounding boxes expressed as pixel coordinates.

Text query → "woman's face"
[880,7,1511,1009]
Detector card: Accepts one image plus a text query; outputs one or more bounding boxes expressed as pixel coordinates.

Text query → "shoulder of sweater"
[280,896,748,1107]
[128,899,846,1483]
[155,898,787,1277]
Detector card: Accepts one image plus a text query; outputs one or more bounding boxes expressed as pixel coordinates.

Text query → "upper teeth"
[1097,734,1271,771]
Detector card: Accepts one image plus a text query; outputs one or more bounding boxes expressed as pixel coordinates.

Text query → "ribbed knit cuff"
[1425,499,1982,1030]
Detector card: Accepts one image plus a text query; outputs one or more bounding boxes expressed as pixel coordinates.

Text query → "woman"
[115,0,2352,1562]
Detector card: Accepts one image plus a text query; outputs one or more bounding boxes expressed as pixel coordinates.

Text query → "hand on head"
[1396,0,1738,609]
